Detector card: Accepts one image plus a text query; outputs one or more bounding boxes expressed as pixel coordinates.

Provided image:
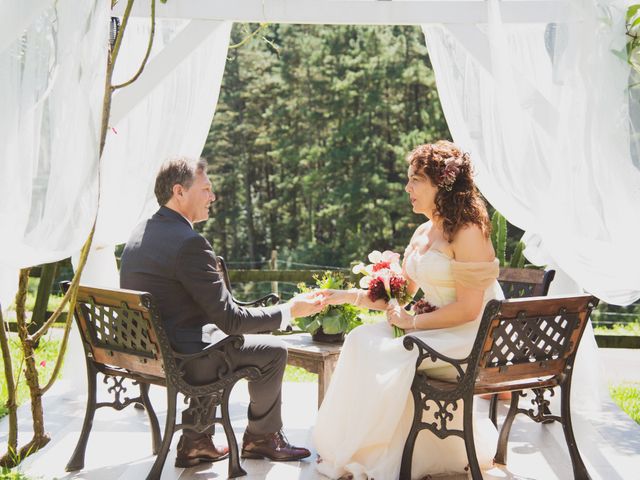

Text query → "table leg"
[317,356,338,408]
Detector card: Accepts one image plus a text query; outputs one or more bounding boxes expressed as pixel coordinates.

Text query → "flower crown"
[437,153,469,191]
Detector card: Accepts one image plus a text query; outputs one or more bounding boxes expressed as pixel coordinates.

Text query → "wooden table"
[279,333,343,408]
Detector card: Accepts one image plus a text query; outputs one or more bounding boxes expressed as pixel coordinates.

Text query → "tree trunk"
[243,162,257,266]
[0,304,18,466]
[15,269,50,463]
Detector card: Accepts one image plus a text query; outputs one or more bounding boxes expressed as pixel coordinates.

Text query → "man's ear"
[172,183,183,198]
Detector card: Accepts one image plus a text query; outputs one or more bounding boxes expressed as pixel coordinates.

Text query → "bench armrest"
[172,334,245,363]
[233,293,280,308]
[169,335,262,397]
[403,334,469,383]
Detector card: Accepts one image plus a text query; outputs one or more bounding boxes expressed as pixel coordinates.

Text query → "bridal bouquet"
[352,250,413,337]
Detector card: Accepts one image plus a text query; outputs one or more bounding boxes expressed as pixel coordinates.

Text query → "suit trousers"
[181,334,288,438]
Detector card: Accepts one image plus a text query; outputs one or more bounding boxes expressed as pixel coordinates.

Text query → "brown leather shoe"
[241,430,310,461]
[175,433,229,468]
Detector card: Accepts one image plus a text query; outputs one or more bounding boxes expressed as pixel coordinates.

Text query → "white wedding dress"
[313,244,504,480]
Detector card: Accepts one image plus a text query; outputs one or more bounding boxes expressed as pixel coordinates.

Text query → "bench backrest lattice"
[74,288,167,379]
[475,296,590,391]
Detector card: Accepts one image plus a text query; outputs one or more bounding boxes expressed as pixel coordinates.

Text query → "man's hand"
[289,291,325,319]
[317,288,357,307]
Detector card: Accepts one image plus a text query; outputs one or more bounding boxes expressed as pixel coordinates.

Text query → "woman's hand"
[385,301,414,330]
[317,289,357,306]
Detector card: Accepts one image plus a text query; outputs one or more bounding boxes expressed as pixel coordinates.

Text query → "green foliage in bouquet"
[295,271,364,335]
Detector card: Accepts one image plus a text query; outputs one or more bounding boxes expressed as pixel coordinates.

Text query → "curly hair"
[407,141,490,242]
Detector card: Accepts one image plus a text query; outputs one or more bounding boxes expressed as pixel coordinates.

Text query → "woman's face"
[405,165,438,217]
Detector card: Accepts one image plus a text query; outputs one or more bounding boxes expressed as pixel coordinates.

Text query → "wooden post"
[31,262,59,333]
[270,250,278,296]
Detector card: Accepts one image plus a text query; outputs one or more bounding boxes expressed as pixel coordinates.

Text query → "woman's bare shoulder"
[452,223,494,262]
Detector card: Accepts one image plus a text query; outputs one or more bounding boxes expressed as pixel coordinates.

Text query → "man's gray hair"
[154,156,208,206]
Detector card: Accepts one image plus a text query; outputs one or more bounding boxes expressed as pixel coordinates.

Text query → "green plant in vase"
[295,271,364,343]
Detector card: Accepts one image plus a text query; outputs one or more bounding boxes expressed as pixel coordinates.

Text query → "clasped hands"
[297,288,414,330]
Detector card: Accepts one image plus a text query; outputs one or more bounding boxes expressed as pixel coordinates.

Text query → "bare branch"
[112,0,156,91]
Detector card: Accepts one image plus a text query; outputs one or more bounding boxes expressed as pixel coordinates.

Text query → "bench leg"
[66,363,98,472]
[560,383,591,480]
[221,386,247,478]
[494,390,521,465]
[489,394,498,427]
[146,386,177,480]
[139,382,161,455]
[400,387,423,480]
[463,396,482,480]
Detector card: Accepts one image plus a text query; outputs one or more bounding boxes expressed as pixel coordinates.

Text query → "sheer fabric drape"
[423,0,640,306]
[0,9,232,303]
[82,18,233,288]
[0,0,108,310]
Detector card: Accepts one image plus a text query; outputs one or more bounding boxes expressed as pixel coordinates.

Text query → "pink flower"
[438,158,461,191]
[39,360,47,368]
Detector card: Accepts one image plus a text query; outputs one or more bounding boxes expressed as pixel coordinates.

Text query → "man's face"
[180,171,215,223]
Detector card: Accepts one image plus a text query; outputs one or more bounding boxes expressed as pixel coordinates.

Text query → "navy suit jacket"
[120,206,282,353]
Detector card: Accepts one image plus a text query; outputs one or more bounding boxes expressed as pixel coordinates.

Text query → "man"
[120,157,322,467]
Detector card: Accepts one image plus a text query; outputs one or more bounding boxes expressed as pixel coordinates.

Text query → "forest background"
[199,23,517,292]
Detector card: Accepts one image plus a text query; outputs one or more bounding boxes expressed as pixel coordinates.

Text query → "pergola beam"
[114,0,573,25]
[110,20,220,125]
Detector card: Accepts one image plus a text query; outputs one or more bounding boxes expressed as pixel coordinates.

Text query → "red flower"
[412,299,437,314]
[39,360,47,368]
[389,276,407,296]
[367,277,388,302]
[372,261,391,272]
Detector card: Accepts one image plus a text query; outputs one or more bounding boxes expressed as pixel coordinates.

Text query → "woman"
[314,141,503,480]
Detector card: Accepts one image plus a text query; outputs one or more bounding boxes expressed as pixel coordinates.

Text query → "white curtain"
[423,0,640,306]
[0,0,109,310]
[78,18,233,288]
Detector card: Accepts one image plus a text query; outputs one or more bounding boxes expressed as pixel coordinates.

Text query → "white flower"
[359,276,372,289]
[368,250,383,264]
[390,262,403,274]
[379,270,391,296]
[381,250,401,264]
[352,262,366,275]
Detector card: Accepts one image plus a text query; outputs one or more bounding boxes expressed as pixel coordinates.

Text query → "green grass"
[595,322,640,336]
[3,278,66,324]
[0,334,63,420]
[0,467,35,480]
[282,314,389,383]
[284,365,318,382]
[610,383,640,424]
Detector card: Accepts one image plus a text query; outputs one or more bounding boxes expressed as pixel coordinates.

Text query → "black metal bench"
[63,282,268,479]
[400,293,598,480]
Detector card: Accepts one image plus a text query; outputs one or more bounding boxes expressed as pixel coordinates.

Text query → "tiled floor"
[2,374,638,480]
